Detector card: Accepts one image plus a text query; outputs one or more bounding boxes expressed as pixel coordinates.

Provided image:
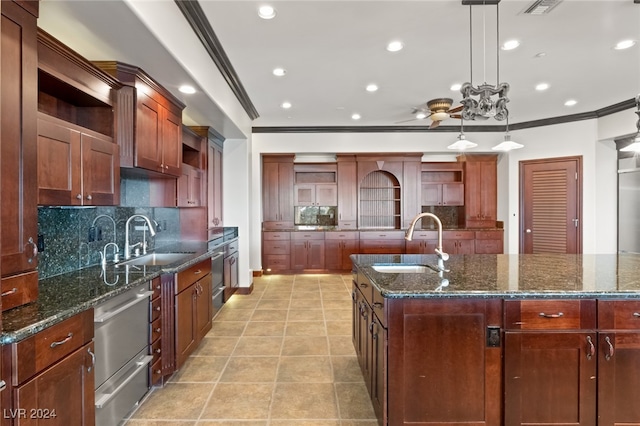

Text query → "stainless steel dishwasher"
[94,282,153,426]
[209,237,226,315]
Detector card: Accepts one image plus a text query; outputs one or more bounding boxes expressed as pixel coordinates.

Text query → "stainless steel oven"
[94,282,153,426]
[209,237,226,316]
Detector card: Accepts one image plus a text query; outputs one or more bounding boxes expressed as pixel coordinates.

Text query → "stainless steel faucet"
[124,214,157,260]
[405,212,450,271]
[101,242,120,267]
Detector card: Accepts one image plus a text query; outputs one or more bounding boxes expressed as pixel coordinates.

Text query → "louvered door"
[520,157,582,254]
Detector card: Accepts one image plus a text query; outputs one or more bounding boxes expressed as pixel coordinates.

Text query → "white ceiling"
[38,0,640,131]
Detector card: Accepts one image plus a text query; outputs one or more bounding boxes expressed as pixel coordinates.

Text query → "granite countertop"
[1,240,226,344]
[352,253,640,299]
[264,227,503,232]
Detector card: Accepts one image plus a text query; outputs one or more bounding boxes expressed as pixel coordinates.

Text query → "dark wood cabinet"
[462,155,498,228]
[337,155,357,229]
[178,126,205,208]
[192,126,224,228]
[358,231,405,254]
[404,230,439,254]
[177,164,203,207]
[263,231,291,272]
[294,183,337,206]
[149,277,163,386]
[263,155,295,229]
[324,232,359,270]
[1,0,39,310]
[442,230,475,254]
[421,183,464,206]
[475,230,504,254]
[291,232,325,270]
[37,114,120,206]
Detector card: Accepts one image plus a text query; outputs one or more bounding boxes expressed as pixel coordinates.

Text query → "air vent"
[523,0,563,15]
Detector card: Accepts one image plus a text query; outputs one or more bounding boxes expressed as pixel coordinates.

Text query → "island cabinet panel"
[597,300,640,426]
[386,298,502,426]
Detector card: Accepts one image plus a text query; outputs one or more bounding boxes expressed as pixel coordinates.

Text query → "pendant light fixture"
[492,115,523,151]
[448,118,478,150]
[620,94,640,152]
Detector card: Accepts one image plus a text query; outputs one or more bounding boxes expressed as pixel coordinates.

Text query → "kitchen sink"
[117,252,194,266]
[371,264,437,274]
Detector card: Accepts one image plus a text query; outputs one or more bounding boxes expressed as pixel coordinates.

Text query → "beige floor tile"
[281,336,330,356]
[322,299,352,310]
[271,383,339,419]
[290,299,324,310]
[328,336,356,356]
[287,309,324,321]
[223,298,260,310]
[251,309,288,321]
[219,357,279,382]
[326,321,351,336]
[257,299,291,309]
[271,422,339,426]
[130,383,213,420]
[214,309,254,322]
[194,337,239,356]
[260,291,292,300]
[286,321,326,336]
[339,421,379,426]
[209,321,247,337]
[126,421,196,426]
[335,383,376,420]
[321,291,351,300]
[170,357,228,383]
[291,291,321,300]
[331,357,364,383]
[277,356,333,382]
[200,383,274,420]
[243,321,286,336]
[232,336,283,356]
[323,309,352,322]
[197,422,267,426]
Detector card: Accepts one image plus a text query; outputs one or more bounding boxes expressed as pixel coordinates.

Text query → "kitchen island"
[351,253,640,426]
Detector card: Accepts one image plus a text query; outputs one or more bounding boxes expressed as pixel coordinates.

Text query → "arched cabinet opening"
[359,170,401,229]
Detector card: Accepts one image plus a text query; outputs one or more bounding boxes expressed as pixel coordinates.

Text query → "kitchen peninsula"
[352,253,640,426]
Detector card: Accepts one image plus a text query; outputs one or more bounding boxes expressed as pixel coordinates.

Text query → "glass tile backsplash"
[294,206,337,226]
[421,205,461,229]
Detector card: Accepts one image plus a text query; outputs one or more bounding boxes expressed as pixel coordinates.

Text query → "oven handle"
[95,355,153,408]
[212,286,226,298]
[211,252,224,260]
[94,291,153,323]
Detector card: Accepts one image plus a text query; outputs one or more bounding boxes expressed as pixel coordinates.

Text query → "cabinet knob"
[76,194,82,200]
[155,348,161,354]
[155,306,161,311]
[165,165,169,170]
[86,194,93,201]
[0,380,6,392]
[155,327,161,333]
[155,369,162,374]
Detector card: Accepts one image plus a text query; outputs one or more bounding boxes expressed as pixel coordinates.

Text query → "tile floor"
[125,273,378,426]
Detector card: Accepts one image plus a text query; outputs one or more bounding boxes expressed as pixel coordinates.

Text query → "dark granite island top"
[0,241,225,344]
[351,253,640,299]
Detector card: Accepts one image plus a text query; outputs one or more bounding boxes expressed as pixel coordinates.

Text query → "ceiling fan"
[398,98,464,128]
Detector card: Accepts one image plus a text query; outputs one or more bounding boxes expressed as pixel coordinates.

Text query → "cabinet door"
[337,160,357,224]
[278,162,295,222]
[160,106,182,177]
[2,1,39,280]
[37,117,82,205]
[175,286,196,369]
[387,298,502,426]
[82,132,120,205]
[442,182,464,206]
[14,342,95,426]
[504,331,596,426]
[358,300,372,393]
[597,332,640,426]
[341,240,359,270]
[291,241,308,270]
[263,162,280,221]
[307,240,325,269]
[315,184,337,206]
[136,92,163,172]
[294,184,315,206]
[370,314,387,424]
[421,184,442,206]
[324,240,342,270]
[208,141,223,227]
[195,274,212,341]
[479,161,497,221]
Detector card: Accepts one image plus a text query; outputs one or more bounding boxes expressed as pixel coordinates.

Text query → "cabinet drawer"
[359,231,405,240]
[150,277,162,301]
[409,231,439,240]
[150,317,162,343]
[337,221,357,229]
[443,230,475,240]
[291,232,325,241]
[325,231,359,240]
[475,239,503,254]
[598,300,640,330]
[263,231,291,241]
[264,255,290,270]
[151,357,163,385]
[150,297,162,322]
[372,289,386,328]
[13,309,94,384]
[225,240,239,256]
[176,259,212,293]
[1,270,39,312]
[151,337,162,365]
[505,299,596,330]
[359,239,405,252]
[263,221,293,230]
[475,230,503,240]
[263,240,290,255]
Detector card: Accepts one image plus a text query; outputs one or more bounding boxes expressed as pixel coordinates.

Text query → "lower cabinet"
[442,230,475,254]
[325,232,359,270]
[291,232,325,270]
[175,259,212,370]
[149,277,163,386]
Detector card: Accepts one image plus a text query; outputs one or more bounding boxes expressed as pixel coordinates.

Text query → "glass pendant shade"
[492,132,523,151]
[620,135,640,152]
[447,133,477,150]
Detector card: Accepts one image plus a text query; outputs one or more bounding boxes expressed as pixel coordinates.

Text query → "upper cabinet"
[93,61,185,178]
[1,1,39,310]
[36,29,121,207]
[192,126,224,229]
[263,155,295,229]
[177,126,205,208]
[337,155,357,229]
[293,164,337,206]
[421,163,464,207]
[461,154,498,228]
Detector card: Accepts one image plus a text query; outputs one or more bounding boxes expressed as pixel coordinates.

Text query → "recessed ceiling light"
[450,83,462,91]
[564,99,577,107]
[366,84,378,92]
[351,113,361,120]
[258,5,276,19]
[535,83,550,91]
[501,40,520,51]
[386,41,404,52]
[179,85,196,94]
[614,40,636,50]
[281,101,292,109]
[272,68,286,77]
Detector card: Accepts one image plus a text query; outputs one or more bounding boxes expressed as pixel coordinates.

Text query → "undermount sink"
[117,252,194,267]
[372,264,437,274]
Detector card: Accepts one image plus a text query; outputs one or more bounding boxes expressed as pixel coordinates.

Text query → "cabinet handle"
[155,306,161,311]
[586,336,595,360]
[194,270,202,275]
[87,347,95,372]
[76,194,82,200]
[155,369,162,374]
[50,332,73,348]
[1,288,17,297]
[0,380,5,392]
[165,165,169,170]
[155,348,161,354]
[156,284,161,290]
[351,291,356,302]
[633,312,640,318]
[86,194,93,201]
[155,327,161,333]
[604,336,615,361]
[373,302,384,309]
[26,236,38,261]
[369,321,374,334]
[539,312,563,319]
[359,282,368,288]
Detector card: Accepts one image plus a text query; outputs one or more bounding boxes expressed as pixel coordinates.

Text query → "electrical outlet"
[97,226,103,241]
[37,234,45,252]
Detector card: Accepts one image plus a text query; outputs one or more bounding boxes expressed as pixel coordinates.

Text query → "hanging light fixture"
[460,0,510,122]
[620,94,640,152]
[492,115,523,151]
[448,118,478,150]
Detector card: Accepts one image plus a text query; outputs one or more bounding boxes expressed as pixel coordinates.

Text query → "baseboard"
[253,270,263,277]
[236,283,254,295]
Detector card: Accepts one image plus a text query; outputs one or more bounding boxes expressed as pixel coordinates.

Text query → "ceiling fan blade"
[448,104,464,113]
[395,118,421,124]
[450,114,463,119]
[429,120,441,129]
